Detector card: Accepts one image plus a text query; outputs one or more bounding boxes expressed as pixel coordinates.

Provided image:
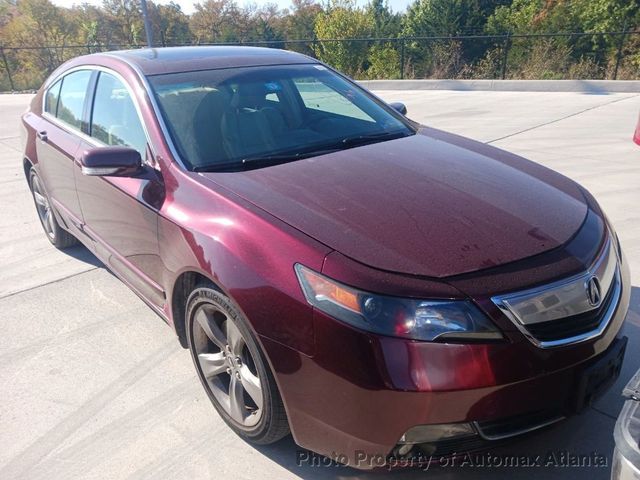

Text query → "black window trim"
[41,65,156,167]
[44,78,63,116]
[44,69,93,132]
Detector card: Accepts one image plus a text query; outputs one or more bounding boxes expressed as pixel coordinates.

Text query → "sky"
[49,0,414,16]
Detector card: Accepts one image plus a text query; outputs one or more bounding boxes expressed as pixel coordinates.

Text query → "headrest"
[231,82,270,109]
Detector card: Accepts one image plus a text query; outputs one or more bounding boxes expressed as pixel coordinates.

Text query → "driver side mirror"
[389,102,407,115]
[81,146,142,177]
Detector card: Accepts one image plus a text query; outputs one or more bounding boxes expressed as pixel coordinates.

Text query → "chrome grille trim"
[492,236,621,348]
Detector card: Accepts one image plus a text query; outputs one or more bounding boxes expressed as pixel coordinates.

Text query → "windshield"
[149,64,415,171]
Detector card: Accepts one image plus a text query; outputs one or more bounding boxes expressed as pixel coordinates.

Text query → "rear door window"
[56,70,92,130]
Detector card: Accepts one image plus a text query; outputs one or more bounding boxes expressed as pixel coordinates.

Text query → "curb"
[358,79,640,93]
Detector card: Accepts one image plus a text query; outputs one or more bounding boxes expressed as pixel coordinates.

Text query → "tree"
[1,0,77,87]
[284,0,322,54]
[190,0,228,43]
[485,0,640,78]
[402,0,505,78]
[253,3,285,46]
[0,0,639,91]
[314,0,374,76]
[1,0,16,28]
[404,0,507,37]
[69,4,118,49]
[101,0,144,46]
[190,0,256,43]
[148,1,191,46]
[366,0,400,38]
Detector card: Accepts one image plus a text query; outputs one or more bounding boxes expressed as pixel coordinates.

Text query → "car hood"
[201,128,588,278]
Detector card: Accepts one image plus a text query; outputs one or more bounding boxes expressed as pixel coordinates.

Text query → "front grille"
[492,234,621,348]
[526,275,618,342]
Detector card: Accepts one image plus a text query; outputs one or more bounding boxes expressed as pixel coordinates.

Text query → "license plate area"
[574,336,627,412]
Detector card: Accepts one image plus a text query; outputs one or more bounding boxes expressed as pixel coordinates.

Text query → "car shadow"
[61,243,103,268]
[249,286,640,480]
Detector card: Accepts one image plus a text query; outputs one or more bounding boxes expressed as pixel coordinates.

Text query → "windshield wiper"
[192,131,412,173]
[340,130,411,147]
[192,147,342,172]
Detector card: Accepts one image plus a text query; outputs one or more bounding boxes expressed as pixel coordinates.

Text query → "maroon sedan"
[21,47,629,468]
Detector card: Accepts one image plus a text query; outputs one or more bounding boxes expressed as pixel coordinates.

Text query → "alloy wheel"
[32,175,55,240]
[192,303,264,428]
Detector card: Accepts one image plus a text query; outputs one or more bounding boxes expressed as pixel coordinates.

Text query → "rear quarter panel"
[21,91,45,167]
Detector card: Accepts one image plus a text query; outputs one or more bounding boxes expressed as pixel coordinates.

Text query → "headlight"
[295,264,502,342]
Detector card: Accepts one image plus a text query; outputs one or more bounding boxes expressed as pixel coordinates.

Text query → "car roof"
[104,46,316,76]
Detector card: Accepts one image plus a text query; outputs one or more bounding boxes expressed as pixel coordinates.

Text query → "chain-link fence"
[1,31,639,92]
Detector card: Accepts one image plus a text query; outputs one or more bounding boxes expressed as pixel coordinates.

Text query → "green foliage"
[1,0,78,88]
[101,0,144,45]
[0,0,639,90]
[487,0,639,34]
[366,42,400,79]
[485,0,640,79]
[367,0,401,37]
[151,2,191,46]
[313,0,374,77]
[0,0,13,27]
[401,0,509,79]
[403,0,508,36]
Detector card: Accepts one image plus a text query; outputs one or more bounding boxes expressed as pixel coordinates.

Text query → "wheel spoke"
[226,320,243,356]
[228,375,246,423]
[198,352,227,378]
[239,365,262,410]
[45,209,55,233]
[195,308,227,349]
[192,299,263,427]
[33,191,47,207]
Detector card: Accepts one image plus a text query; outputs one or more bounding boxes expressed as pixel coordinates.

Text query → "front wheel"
[29,168,77,249]
[186,285,290,444]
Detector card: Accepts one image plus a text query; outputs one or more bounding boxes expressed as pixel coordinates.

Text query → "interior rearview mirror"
[389,102,407,115]
[81,146,142,177]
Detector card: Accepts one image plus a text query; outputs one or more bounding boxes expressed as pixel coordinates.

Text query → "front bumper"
[261,247,630,469]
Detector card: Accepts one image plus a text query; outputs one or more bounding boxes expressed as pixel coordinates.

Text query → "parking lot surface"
[0,90,639,479]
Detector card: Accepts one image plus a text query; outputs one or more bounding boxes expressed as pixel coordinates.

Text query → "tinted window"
[45,79,62,115]
[57,70,92,129]
[90,72,147,155]
[150,64,413,171]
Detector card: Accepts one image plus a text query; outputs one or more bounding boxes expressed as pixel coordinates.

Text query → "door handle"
[37,131,48,142]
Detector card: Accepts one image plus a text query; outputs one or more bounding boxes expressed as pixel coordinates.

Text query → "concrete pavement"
[0,89,639,479]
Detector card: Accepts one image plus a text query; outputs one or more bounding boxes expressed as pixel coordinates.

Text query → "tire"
[29,168,77,249]
[186,284,289,444]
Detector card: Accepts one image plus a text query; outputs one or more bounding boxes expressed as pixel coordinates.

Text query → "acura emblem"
[586,276,602,307]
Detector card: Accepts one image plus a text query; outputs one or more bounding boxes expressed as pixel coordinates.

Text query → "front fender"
[158,171,331,357]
